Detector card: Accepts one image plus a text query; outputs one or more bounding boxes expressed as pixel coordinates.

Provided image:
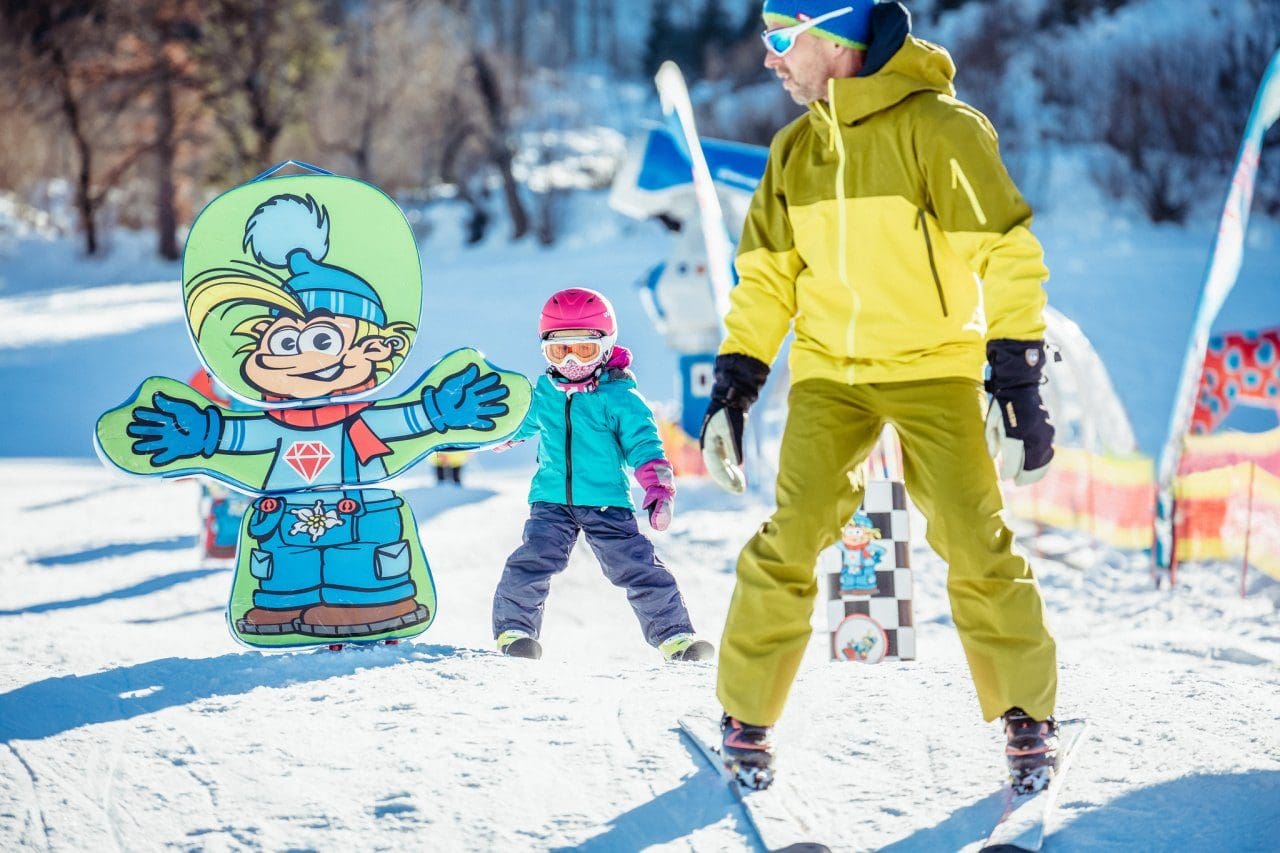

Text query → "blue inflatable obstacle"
[609,127,767,438]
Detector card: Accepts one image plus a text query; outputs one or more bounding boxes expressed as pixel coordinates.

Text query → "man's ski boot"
[497,630,542,660]
[721,713,774,790]
[1003,707,1059,795]
[660,633,714,662]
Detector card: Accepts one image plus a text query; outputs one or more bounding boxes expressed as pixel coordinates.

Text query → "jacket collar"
[807,36,955,135]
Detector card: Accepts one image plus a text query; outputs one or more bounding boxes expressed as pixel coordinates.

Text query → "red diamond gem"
[283,441,333,482]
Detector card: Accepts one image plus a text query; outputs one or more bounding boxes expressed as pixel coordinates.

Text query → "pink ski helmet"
[539,287,617,382]
[539,287,617,339]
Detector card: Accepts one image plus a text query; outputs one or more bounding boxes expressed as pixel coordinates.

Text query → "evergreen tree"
[644,3,678,76]
[697,0,732,52]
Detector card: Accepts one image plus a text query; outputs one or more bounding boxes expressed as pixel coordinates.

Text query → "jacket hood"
[605,344,632,371]
[808,36,956,130]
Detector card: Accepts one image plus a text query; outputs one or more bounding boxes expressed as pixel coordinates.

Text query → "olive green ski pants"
[717,378,1057,726]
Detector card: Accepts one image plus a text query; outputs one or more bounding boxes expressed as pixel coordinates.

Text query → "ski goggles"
[541,337,605,365]
[761,6,855,57]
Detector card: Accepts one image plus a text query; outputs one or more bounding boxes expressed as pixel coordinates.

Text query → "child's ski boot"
[721,713,774,790]
[1003,707,1059,794]
[497,630,542,660]
[660,633,714,662]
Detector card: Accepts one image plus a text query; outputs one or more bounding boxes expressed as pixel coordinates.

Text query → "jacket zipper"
[818,83,856,381]
[564,393,574,506]
[915,209,950,317]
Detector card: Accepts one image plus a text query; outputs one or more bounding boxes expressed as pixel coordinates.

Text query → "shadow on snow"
[33,535,199,567]
[0,643,469,742]
[1051,771,1280,852]
[0,567,226,616]
[551,735,757,852]
[399,483,498,524]
[882,771,1280,852]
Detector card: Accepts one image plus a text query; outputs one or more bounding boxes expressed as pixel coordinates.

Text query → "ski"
[677,716,830,853]
[980,718,1089,853]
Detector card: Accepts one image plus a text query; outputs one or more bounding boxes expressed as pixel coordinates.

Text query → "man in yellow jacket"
[700,0,1060,794]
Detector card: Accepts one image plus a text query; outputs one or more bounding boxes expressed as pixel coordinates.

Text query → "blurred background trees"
[0,0,1277,256]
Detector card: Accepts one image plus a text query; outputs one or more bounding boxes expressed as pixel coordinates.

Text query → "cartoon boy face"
[842,523,874,549]
[242,313,401,400]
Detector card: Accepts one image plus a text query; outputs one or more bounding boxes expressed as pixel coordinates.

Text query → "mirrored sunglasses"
[761,6,855,57]
[542,339,603,364]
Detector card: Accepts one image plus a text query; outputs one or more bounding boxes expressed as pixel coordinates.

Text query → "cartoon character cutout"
[838,509,884,595]
[96,170,530,648]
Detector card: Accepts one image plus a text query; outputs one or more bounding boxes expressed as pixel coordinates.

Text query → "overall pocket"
[249,548,274,580]
[374,540,412,580]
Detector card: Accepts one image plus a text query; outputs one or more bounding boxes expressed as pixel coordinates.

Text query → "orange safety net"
[658,418,707,477]
[1003,447,1155,550]
[1002,430,1280,583]
[1174,430,1280,581]
[1178,428,1280,477]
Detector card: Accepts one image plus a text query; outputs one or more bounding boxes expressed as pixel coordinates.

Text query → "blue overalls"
[223,405,428,609]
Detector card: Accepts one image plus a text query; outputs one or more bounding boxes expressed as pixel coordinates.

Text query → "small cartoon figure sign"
[838,509,884,595]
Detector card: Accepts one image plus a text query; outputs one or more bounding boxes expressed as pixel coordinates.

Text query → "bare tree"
[192,0,338,183]
[109,0,210,259]
[312,1,463,190]
[0,0,164,254]
[469,48,530,239]
[436,0,531,240]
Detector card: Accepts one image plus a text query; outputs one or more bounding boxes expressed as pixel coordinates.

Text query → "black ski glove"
[984,339,1055,485]
[699,353,770,494]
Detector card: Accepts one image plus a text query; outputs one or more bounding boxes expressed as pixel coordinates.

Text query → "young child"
[492,287,713,662]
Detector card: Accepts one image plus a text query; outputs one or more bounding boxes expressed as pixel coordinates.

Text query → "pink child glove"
[635,459,676,532]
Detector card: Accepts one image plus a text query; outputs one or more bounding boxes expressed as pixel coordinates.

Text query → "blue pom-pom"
[243,194,330,268]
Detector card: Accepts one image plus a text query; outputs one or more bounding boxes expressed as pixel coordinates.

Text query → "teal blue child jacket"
[512,369,666,509]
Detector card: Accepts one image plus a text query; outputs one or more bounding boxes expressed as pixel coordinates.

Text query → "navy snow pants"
[492,502,694,646]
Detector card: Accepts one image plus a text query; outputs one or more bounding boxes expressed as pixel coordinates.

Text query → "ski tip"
[979,845,1036,853]
[774,845,832,853]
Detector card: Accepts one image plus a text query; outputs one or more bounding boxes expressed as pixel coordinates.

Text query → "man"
[700,0,1060,793]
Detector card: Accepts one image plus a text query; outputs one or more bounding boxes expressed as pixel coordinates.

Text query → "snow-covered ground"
[0,183,1278,850]
[0,458,1276,851]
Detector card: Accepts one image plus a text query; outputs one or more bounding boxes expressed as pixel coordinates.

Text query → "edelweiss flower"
[289,499,344,542]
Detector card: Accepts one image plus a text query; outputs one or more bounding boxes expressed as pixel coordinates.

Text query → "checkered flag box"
[819,479,915,663]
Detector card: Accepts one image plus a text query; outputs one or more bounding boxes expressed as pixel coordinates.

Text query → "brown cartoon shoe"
[297,598,429,638]
[235,607,303,635]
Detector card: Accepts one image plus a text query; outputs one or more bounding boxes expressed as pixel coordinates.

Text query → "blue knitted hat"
[762,0,876,50]
[243,193,388,326]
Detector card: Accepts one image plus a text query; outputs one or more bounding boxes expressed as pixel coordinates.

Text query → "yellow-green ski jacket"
[723,36,1049,385]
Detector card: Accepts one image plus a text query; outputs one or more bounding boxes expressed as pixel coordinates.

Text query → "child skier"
[492,287,713,663]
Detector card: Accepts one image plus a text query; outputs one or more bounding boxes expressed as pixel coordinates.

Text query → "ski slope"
[1,189,1278,850]
[0,456,1277,851]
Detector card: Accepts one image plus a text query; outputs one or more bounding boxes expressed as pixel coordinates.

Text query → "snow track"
[0,743,50,850]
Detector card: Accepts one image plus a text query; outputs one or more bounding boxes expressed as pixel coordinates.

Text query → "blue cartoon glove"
[421,363,510,433]
[126,392,224,466]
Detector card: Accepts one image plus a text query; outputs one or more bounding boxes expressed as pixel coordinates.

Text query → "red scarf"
[264,380,391,465]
